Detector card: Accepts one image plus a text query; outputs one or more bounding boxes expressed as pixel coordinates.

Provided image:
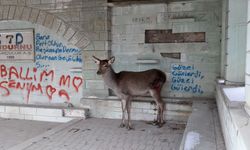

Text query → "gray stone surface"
[0,101,226,150]
[216,85,250,150]
[0,118,59,150]
[9,118,185,150]
[179,101,226,150]
[81,97,192,123]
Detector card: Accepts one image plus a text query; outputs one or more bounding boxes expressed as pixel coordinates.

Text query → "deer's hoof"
[152,120,158,126]
[126,125,134,130]
[119,123,125,128]
[157,122,164,128]
[157,124,163,128]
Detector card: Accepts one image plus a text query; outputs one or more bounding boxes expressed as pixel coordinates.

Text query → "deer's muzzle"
[97,70,102,75]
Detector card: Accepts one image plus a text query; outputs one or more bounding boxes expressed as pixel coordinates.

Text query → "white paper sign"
[0,29,34,61]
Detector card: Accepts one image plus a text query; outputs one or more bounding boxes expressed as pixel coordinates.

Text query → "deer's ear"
[92,56,100,64]
[108,56,115,64]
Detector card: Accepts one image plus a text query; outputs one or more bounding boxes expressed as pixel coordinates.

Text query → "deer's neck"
[102,67,118,89]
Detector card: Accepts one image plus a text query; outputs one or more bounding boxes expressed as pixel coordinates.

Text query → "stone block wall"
[81,98,192,123]
[0,104,87,122]
[111,0,222,98]
[0,0,223,122]
[0,0,223,104]
[0,0,111,106]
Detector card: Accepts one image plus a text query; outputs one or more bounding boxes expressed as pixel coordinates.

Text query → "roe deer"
[92,56,166,130]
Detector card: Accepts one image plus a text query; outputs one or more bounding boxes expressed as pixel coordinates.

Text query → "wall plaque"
[145,29,205,43]
[0,29,34,61]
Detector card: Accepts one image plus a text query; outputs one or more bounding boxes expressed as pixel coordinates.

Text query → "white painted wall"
[0,21,83,107]
[245,0,250,115]
[111,1,222,98]
[224,0,247,84]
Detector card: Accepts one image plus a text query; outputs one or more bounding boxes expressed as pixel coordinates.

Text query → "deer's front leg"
[120,99,126,128]
[126,98,134,130]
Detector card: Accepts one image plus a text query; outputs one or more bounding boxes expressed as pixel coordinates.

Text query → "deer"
[92,56,166,130]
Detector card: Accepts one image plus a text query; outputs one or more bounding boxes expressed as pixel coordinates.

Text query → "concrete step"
[0,103,89,123]
[80,96,197,123]
[179,101,226,150]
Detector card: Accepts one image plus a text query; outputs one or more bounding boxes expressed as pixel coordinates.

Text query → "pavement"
[180,101,226,150]
[0,118,59,150]
[7,118,185,150]
[0,103,226,150]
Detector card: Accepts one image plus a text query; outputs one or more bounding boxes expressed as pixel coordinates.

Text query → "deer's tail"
[150,71,166,90]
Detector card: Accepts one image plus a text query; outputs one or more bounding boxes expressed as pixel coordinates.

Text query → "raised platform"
[81,96,197,123]
[216,84,250,150]
[0,103,88,123]
[179,101,225,150]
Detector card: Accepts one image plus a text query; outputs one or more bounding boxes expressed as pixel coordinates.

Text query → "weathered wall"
[0,21,83,106]
[111,1,221,98]
[224,0,247,84]
[0,0,110,107]
[0,0,223,109]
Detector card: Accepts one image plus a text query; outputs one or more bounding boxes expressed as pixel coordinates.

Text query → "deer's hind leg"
[149,89,165,127]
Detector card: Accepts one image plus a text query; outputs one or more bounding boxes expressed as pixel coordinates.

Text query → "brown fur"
[93,56,166,129]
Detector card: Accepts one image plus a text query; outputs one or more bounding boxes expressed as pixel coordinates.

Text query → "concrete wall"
[81,97,192,123]
[245,0,250,109]
[0,21,83,106]
[0,0,224,122]
[216,85,250,150]
[224,0,247,84]
[220,0,228,78]
[0,0,110,107]
[111,0,221,98]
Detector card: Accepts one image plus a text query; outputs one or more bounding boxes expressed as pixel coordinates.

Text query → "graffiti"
[35,33,82,63]
[0,64,83,102]
[132,16,153,24]
[35,62,50,69]
[35,55,82,62]
[171,64,204,94]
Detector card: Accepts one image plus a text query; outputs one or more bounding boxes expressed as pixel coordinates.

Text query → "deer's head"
[92,56,115,75]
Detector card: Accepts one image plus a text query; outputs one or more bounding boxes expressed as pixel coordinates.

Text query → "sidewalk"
[8,118,185,150]
[0,118,59,150]
[0,101,226,150]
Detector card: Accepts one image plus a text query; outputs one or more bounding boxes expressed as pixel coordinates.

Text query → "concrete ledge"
[0,103,88,123]
[81,95,210,104]
[216,84,250,150]
[179,101,224,150]
[219,85,245,108]
[81,96,193,123]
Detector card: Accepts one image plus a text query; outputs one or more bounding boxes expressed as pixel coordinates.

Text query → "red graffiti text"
[0,64,83,103]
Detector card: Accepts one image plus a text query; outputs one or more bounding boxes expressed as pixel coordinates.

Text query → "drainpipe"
[245,0,250,116]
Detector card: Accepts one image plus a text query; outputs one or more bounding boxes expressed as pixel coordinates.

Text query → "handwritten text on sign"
[0,29,34,61]
[35,33,82,63]
[171,64,204,94]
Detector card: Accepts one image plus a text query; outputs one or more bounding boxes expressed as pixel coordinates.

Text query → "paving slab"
[9,118,185,150]
[0,118,59,150]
